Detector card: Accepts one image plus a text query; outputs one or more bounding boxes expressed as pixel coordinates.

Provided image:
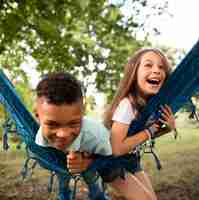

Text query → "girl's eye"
[144,63,152,67]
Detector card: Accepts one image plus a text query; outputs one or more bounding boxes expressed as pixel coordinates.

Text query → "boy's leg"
[109,172,155,200]
[134,170,157,200]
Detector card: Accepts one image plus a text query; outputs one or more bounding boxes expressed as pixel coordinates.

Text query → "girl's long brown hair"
[104,48,171,129]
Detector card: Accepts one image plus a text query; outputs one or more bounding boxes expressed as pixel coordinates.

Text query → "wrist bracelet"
[145,129,151,140]
[147,126,157,139]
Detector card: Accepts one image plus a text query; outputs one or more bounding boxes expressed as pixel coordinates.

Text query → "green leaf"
[78,0,90,10]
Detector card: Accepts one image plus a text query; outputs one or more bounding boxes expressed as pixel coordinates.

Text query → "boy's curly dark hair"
[36,72,83,105]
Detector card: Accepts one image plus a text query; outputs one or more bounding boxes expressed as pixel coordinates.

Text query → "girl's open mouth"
[147,79,161,86]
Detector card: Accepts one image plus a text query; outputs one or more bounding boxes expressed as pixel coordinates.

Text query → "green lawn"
[142,113,199,200]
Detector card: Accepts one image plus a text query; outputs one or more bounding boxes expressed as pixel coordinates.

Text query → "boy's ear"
[33,107,40,122]
[82,101,86,114]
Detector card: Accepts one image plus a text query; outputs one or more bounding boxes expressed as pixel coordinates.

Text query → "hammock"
[0,71,110,200]
[1,39,199,200]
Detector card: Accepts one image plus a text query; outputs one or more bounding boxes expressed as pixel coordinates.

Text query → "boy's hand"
[67,151,93,174]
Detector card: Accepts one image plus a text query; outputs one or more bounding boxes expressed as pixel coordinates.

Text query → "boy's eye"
[46,124,58,129]
[68,123,81,128]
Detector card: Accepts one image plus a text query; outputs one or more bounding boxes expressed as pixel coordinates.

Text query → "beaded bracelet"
[146,126,157,139]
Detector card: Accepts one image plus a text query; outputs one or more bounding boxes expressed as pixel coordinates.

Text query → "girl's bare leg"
[134,171,157,200]
[110,173,155,200]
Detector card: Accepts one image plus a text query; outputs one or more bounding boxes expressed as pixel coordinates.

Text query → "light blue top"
[35,117,112,155]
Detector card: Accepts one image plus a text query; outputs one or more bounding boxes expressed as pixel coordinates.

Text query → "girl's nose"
[152,65,161,74]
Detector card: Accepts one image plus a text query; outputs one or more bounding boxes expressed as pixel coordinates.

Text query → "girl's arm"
[111,104,176,156]
[111,122,154,156]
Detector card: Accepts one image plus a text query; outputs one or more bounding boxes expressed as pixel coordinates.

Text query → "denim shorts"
[123,152,142,174]
[100,152,142,183]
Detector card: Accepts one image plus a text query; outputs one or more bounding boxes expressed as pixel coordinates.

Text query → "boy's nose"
[56,128,70,138]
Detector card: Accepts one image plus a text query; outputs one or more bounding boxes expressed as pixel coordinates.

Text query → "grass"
[0,112,199,199]
[142,113,199,200]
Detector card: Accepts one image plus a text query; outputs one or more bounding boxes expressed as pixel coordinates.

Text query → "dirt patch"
[1,149,199,200]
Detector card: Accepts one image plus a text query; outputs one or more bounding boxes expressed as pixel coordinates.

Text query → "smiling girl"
[104,48,176,200]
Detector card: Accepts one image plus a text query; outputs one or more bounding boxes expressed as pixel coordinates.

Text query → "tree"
[0,0,169,100]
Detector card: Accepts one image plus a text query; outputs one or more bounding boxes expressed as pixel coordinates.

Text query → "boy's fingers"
[83,152,91,158]
[68,150,77,159]
[69,168,81,174]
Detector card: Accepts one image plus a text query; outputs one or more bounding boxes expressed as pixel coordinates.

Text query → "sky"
[96,0,199,106]
[150,0,199,51]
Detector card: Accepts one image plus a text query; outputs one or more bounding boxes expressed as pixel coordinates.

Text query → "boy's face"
[36,97,83,150]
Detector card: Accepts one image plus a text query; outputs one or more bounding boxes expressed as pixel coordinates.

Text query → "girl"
[104,48,176,200]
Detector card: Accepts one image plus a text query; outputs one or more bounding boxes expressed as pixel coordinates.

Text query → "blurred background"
[0,0,199,199]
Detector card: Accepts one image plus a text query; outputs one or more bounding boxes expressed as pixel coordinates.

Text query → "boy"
[35,72,112,174]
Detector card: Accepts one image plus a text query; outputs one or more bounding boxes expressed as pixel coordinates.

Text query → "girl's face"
[136,51,167,98]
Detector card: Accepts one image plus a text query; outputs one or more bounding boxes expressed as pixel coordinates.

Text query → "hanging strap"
[141,140,162,170]
[2,127,9,150]
[71,175,82,200]
[21,147,38,179]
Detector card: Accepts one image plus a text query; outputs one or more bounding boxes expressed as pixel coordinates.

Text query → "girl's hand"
[159,104,176,130]
[67,151,93,174]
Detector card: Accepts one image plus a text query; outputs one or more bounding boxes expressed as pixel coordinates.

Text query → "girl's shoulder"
[119,97,131,106]
[112,97,137,124]
[118,97,135,112]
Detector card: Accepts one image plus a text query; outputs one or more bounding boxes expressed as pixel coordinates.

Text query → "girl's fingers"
[160,105,170,118]
[165,104,172,113]
[159,114,176,130]
[158,118,168,126]
[154,123,160,129]
[160,112,168,120]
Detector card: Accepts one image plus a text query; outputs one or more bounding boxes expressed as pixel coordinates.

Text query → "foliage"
[14,80,35,113]
[0,0,169,100]
[0,78,34,139]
